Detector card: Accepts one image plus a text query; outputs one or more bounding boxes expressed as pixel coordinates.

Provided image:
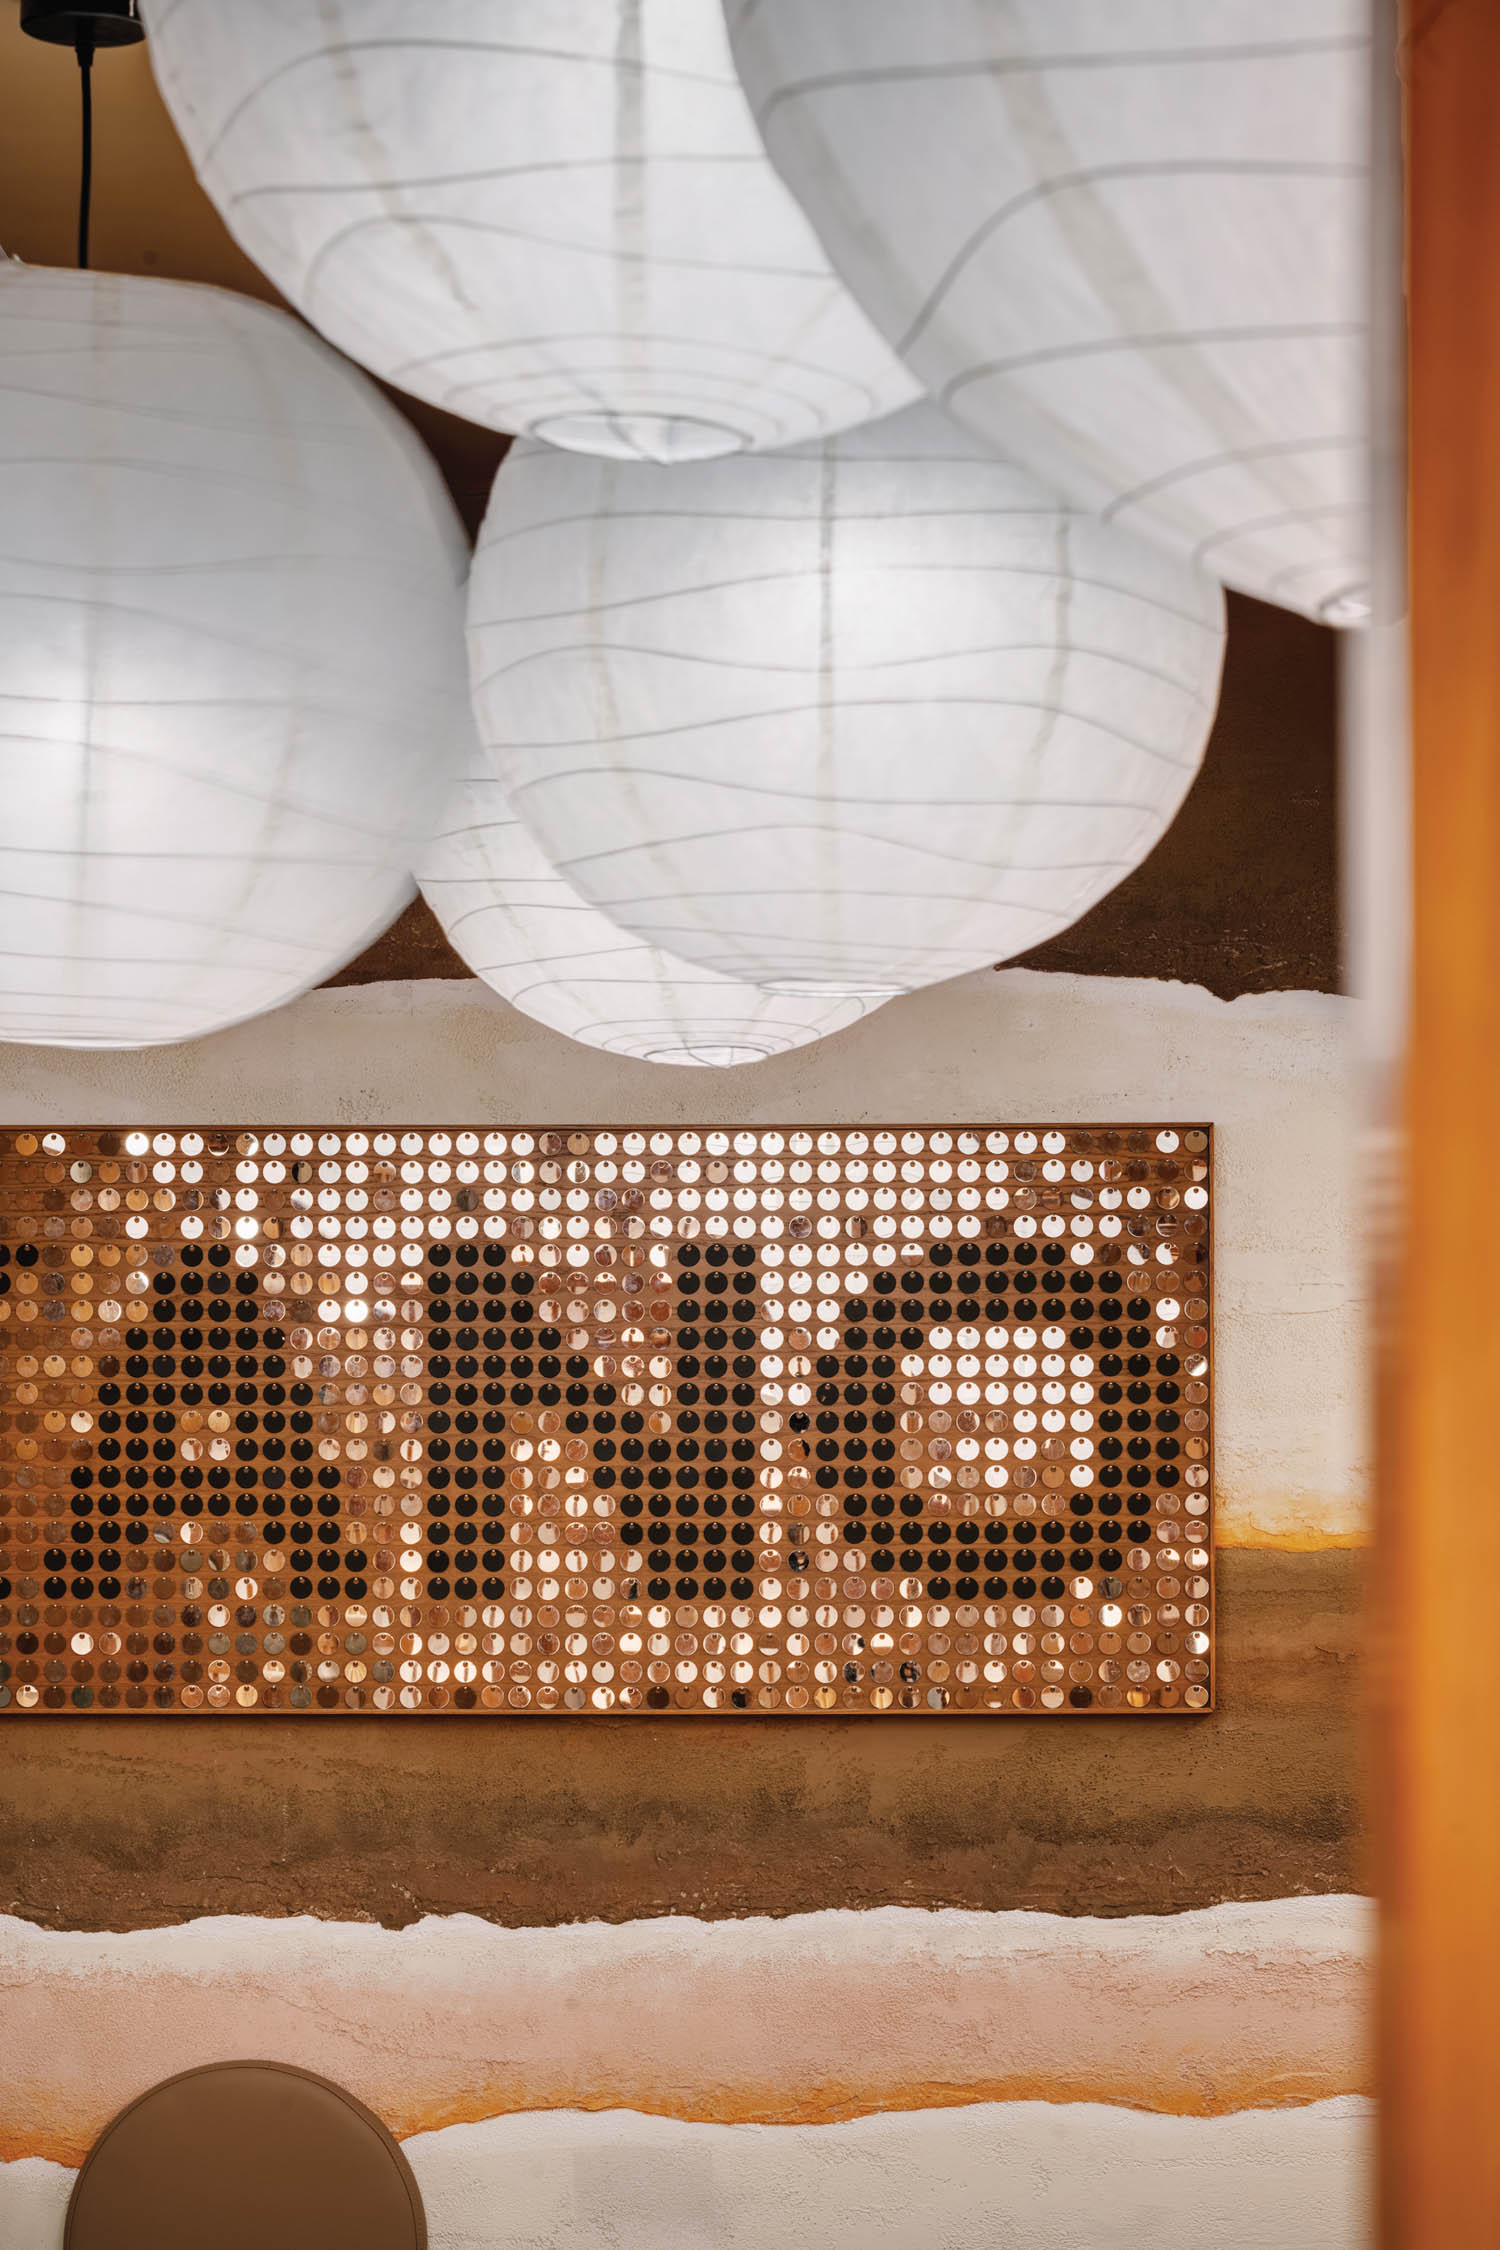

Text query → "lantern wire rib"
[75,26,96,270]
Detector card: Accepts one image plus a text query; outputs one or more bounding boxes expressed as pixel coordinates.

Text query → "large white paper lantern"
[421,748,878,1066]
[0,262,469,1049]
[726,0,1370,624]
[475,407,1226,997]
[141,0,918,461]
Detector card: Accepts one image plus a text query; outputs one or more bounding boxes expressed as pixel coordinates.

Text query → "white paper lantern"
[0,262,469,1049]
[726,0,1370,624]
[421,747,878,1066]
[474,407,1226,997]
[142,0,918,461]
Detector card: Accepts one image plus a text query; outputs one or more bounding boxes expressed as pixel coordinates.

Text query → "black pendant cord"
[75,25,96,269]
[19,0,145,255]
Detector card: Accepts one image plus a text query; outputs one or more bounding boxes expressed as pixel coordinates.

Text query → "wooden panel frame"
[1378,0,1500,2238]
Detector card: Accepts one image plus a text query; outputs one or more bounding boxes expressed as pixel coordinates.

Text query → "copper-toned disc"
[65,2061,425,2250]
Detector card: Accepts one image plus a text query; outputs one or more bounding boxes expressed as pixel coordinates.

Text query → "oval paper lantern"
[474,407,1226,997]
[726,0,1370,624]
[142,0,918,461]
[0,263,468,1048]
[421,747,878,1065]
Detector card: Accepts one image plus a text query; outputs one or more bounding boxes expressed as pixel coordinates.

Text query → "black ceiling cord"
[19,1,147,269]
[75,23,96,270]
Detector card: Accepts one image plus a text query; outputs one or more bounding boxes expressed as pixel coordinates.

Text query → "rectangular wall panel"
[0,1123,1211,1716]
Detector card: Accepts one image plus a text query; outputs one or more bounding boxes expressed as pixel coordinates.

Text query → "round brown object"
[66,2061,426,2250]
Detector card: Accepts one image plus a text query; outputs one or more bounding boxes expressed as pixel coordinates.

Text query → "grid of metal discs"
[0,1123,1211,1717]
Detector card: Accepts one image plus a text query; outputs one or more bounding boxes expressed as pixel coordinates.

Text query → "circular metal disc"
[65,2062,426,2250]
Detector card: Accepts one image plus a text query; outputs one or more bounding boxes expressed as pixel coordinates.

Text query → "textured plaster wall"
[0,971,1365,1930]
[0,1897,1371,2163]
[0,2100,1374,2250]
[0,969,1370,2245]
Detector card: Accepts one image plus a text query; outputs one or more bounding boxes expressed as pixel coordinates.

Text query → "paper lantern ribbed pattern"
[421,750,878,1066]
[726,0,1370,624]
[474,407,1226,997]
[0,263,469,1049]
[142,0,918,461]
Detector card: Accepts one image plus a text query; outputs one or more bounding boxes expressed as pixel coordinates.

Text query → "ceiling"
[0,8,1340,1002]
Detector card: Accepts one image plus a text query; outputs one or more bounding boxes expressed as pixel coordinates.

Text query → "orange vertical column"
[1379,2,1500,2242]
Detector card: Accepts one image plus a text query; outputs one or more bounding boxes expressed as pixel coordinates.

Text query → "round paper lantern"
[142,0,918,461]
[726,0,1370,624]
[474,407,1226,997]
[421,747,878,1066]
[0,262,468,1048]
